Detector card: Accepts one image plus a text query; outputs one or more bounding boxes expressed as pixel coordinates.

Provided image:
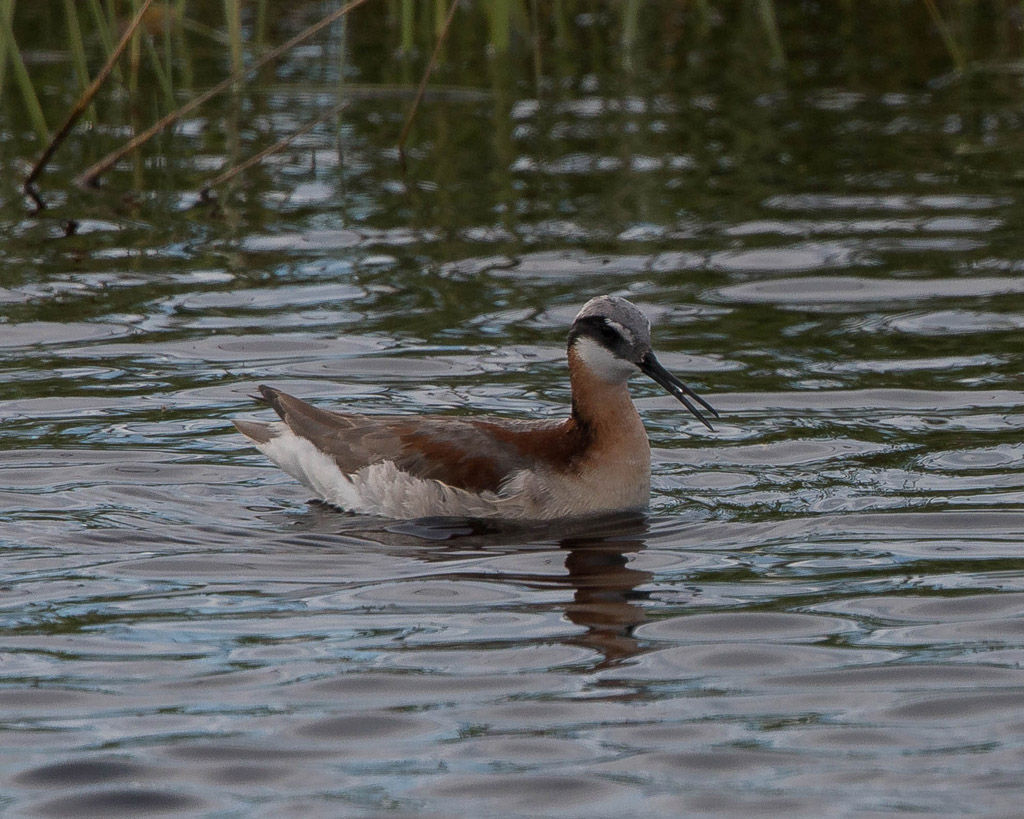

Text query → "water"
[2,3,1024,816]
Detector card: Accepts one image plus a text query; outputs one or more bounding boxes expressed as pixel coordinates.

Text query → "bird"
[233,295,718,520]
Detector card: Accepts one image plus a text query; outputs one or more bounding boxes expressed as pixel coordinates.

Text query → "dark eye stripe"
[567,314,632,351]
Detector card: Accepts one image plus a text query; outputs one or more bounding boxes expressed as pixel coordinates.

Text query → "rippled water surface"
[3,3,1024,817]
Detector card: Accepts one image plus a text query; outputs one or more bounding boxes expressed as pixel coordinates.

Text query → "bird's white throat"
[572,336,637,384]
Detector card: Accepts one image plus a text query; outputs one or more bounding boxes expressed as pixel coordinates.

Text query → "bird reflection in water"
[298,505,655,669]
[560,515,652,668]
[366,509,654,669]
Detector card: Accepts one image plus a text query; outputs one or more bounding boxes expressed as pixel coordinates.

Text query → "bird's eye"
[597,322,619,343]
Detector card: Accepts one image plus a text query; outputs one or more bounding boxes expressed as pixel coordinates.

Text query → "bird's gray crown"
[569,295,652,360]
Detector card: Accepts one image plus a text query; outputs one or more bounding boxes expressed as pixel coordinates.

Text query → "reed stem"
[23,0,157,210]
[397,0,459,166]
[75,0,375,189]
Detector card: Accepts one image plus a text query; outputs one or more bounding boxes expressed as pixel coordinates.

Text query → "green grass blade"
[86,0,122,83]
[176,0,194,92]
[224,0,243,75]
[924,0,965,71]
[0,0,13,98]
[401,0,414,54]
[141,19,175,110]
[621,0,640,69]
[62,0,98,122]
[756,0,786,69]
[486,0,512,54]
[0,1,50,141]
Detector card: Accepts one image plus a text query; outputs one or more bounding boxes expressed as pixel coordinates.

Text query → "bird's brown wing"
[252,385,568,494]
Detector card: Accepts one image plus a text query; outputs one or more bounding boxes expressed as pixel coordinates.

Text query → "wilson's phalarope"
[234,295,717,520]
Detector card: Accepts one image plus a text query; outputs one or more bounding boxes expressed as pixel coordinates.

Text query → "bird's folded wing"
[256,386,536,494]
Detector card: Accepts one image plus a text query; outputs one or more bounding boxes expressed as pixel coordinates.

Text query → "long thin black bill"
[638,352,719,431]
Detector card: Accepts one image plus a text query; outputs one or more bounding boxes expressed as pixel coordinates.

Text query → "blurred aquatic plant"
[1,0,994,212]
